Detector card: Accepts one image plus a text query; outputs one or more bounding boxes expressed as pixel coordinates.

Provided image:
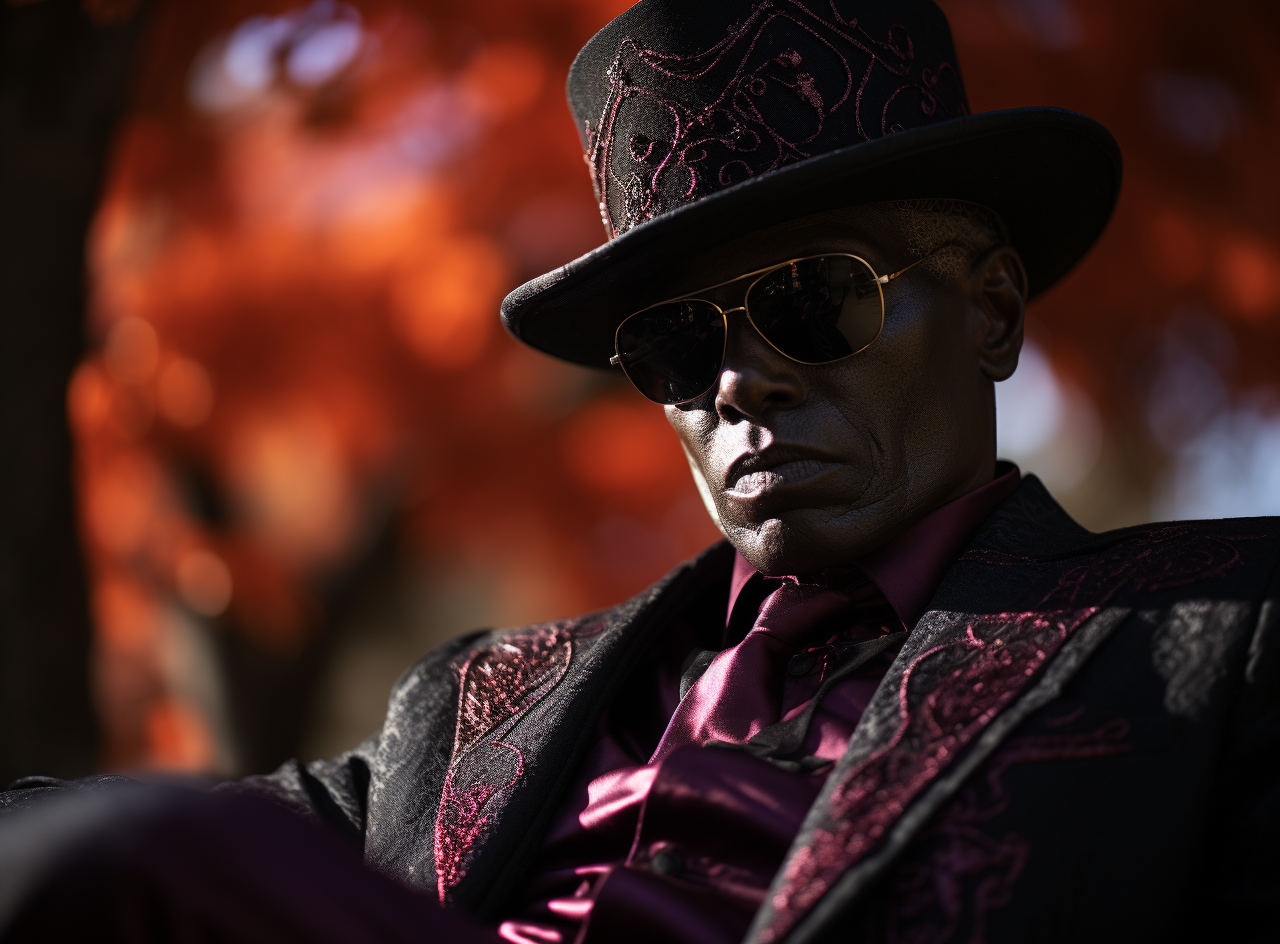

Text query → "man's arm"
[224,628,486,847]
[1186,558,1280,942]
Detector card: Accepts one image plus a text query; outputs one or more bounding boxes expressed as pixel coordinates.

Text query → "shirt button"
[787,652,818,676]
[650,847,685,877]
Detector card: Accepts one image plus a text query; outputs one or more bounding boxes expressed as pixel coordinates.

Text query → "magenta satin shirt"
[497,466,1021,944]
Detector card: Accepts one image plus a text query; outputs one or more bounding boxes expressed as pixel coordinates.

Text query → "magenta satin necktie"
[650,579,852,763]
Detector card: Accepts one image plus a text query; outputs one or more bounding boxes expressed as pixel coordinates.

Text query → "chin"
[723,507,877,577]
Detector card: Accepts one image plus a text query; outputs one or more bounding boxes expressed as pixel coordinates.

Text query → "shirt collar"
[726,462,1021,630]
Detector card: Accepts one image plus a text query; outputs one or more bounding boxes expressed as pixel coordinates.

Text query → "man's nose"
[713,315,805,422]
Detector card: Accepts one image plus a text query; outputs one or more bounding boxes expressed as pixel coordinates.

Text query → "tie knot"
[753,579,851,648]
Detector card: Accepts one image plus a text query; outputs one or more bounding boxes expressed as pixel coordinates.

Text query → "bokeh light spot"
[145,696,216,772]
[177,549,234,617]
[94,575,159,653]
[1217,239,1279,320]
[287,19,363,87]
[1147,72,1240,154]
[461,42,547,117]
[996,342,1064,455]
[996,341,1101,491]
[67,362,113,433]
[1143,211,1203,287]
[84,452,165,556]
[390,236,507,368]
[226,410,355,570]
[224,16,292,92]
[561,397,685,495]
[158,357,215,429]
[104,316,160,383]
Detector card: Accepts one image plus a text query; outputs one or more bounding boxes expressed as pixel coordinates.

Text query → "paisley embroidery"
[763,607,1097,941]
[586,0,967,238]
[962,524,1261,606]
[880,718,1132,943]
[433,624,576,902]
[434,741,525,901]
[762,525,1258,941]
[452,628,576,756]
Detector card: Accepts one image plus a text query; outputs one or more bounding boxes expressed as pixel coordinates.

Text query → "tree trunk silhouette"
[0,0,145,785]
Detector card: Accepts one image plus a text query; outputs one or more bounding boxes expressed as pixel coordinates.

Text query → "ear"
[971,245,1027,382]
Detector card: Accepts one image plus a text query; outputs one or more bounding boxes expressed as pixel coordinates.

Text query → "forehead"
[656,205,913,298]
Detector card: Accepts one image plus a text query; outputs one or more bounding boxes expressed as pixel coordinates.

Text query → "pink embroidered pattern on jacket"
[882,717,1132,943]
[434,741,525,901]
[762,524,1256,941]
[761,607,1096,942]
[963,524,1257,607]
[434,624,576,902]
[586,0,966,236]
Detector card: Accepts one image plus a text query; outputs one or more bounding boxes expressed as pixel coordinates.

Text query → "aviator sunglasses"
[610,250,936,405]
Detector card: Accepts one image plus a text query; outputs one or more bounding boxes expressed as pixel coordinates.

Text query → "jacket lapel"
[748,478,1132,944]
[434,541,735,917]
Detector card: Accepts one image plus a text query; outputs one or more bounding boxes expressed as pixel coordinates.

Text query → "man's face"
[660,207,1025,577]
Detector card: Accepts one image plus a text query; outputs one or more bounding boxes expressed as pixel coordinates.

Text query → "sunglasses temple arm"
[877,254,928,285]
[879,238,966,284]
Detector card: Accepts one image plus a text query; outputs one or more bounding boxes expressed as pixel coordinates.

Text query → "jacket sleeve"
[225,629,486,847]
[227,740,378,847]
[1187,558,1280,942]
[0,774,139,814]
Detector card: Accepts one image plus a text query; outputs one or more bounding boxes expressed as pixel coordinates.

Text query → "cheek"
[880,296,990,483]
[917,304,986,422]
[823,295,979,467]
[663,404,713,463]
[820,315,927,451]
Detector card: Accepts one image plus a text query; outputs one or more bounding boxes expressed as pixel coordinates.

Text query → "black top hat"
[501,0,1121,367]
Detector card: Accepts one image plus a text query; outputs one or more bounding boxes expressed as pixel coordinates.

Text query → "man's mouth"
[725,449,845,497]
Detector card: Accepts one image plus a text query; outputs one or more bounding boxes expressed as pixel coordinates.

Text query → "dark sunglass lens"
[615,301,725,404]
[745,255,882,363]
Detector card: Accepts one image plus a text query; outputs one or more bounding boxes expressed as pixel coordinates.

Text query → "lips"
[725,447,846,497]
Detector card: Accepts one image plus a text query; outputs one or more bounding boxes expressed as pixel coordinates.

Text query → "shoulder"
[1076,514,1280,607]
[394,537,737,697]
[373,539,734,779]
[962,475,1280,606]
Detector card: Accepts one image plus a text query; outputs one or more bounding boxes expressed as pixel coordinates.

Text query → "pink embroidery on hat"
[586,0,966,238]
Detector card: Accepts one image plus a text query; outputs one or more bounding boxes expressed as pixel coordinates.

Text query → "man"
[3,1,1277,942]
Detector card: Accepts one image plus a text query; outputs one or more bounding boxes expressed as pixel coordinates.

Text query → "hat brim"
[501,106,1122,368]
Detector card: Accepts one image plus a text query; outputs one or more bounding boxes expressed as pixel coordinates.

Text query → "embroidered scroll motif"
[880,717,1132,943]
[963,524,1259,606]
[434,741,525,902]
[761,525,1258,941]
[434,624,576,902]
[586,0,966,237]
[762,607,1097,941]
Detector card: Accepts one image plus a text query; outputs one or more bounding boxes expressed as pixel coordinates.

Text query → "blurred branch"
[0,0,145,783]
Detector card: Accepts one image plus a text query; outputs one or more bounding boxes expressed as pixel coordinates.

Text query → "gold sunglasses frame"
[609,251,931,405]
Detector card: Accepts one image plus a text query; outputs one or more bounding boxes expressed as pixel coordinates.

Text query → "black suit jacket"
[162,478,1280,941]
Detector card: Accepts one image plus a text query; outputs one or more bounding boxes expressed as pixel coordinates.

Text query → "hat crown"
[568,0,969,239]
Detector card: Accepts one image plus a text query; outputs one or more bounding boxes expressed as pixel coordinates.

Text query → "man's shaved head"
[824,199,1008,282]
